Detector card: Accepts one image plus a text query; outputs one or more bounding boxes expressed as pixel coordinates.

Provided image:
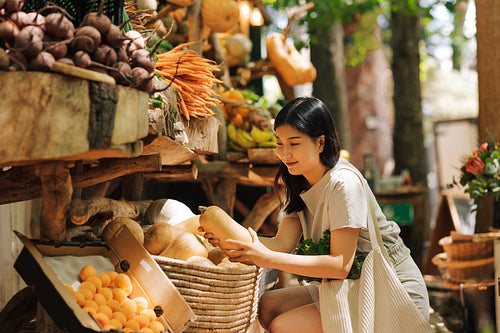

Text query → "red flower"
[465,156,485,175]
[480,142,489,152]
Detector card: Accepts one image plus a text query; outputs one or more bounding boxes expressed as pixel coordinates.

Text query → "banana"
[258,140,277,148]
[250,126,275,143]
[228,140,246,152]
[227,123,238,142]
[235,128,257,149]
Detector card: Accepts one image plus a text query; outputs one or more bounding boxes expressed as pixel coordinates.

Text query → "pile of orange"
[67,265,167,333]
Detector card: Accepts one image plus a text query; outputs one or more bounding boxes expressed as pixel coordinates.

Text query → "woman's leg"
[258,285,321,332]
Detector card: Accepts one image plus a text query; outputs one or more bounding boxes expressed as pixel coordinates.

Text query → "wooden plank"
[183,115,220,155]
[0,72,148,167]
[0,155,162,205]
[142,134,198,166]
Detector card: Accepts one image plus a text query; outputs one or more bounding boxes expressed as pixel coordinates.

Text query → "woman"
[207,97,429,333]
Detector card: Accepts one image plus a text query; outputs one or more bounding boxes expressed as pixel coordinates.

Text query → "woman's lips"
[285,161,298,167]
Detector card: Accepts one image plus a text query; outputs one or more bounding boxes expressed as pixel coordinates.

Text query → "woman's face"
[275,124,327,185]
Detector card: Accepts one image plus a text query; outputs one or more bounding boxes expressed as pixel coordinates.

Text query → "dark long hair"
[273,97,341,214]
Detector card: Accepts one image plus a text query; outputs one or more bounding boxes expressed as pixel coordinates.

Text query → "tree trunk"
[475,0,500,232]
[310,21,351,151]
[390,9,428,187]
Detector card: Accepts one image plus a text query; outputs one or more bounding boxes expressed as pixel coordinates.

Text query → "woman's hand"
[222,228,274,267]
[199,226,220,247]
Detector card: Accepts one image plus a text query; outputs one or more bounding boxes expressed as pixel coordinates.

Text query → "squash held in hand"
[199,206,252,250]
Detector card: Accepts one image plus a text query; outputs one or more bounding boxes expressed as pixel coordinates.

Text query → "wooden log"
[242,186,284,231]
[183,115,220,155]
[142,134,198,165]
[69,197,144,225]
[0,71,148,168]
[0,155,162,205]
[187,0,203,55]
[0,286,37,333]
[39,162,73,243]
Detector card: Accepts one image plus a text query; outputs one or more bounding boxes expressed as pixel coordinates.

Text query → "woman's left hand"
[222,228,273,267]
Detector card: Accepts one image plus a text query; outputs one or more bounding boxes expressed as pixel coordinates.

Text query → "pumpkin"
[198,206,252,250]
[201,0,239,33]
[143,222,184,255]
[144,199,196,227]
[265,32,317,86]
[221,33,253,67]
[159,231,209,261]
[100,217,144,244]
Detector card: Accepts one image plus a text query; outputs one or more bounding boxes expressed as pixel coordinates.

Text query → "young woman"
[207,96,429,333]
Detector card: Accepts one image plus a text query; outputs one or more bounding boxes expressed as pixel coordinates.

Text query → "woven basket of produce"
[153,255,262,333]
[438,232,500,261]
[432,252,494,289]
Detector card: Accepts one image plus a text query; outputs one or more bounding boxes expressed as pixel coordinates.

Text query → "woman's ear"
[318,135,326,153]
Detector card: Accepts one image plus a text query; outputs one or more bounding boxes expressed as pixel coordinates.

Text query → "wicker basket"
[153,255,262,333]
[438,232,500,261]
[432,252,495,288]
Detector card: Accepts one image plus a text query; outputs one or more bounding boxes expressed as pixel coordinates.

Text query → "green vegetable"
[294,229,365,283]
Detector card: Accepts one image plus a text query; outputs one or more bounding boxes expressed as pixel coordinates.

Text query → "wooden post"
[39,162,72,243]
[475,0,500,232]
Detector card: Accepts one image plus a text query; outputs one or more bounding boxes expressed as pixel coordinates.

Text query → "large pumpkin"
[201,0,239,33]
[266,32,317,86]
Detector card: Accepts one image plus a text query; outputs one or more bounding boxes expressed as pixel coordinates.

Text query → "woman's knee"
[258,292,275,329]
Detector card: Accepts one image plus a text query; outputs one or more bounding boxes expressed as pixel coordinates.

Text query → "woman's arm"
[226,226,360,280]
[258,216,303,253]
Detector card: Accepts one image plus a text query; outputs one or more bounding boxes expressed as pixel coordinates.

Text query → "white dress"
[282,157,430,319]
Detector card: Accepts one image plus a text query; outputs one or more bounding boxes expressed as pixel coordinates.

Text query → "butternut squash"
[265,32,317,86]
[198,206,252,250]
[143,222,184,255]
[100,217,144,244]
[159,231,209,261]
[186,255,217,267]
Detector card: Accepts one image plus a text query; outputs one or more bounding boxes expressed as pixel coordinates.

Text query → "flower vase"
[494,198,500,230]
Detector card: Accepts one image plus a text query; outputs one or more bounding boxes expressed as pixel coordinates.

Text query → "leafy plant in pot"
[449,140,500,229]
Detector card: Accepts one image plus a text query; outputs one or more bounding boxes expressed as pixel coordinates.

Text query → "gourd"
[186,255,216,267]
[221,33,253,67]
[201,0,239,33]
[265,32,317,86]
[143,222,184,255]
[198,206,252,250]
[100,217,144,244]
[159,231,209,261]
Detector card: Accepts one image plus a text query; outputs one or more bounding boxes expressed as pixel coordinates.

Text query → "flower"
[449,141,500,206]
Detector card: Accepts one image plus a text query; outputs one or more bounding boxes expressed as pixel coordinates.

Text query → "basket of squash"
[143,203,262,333]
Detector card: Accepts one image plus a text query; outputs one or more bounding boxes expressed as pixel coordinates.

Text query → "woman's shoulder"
[328,158,365,185]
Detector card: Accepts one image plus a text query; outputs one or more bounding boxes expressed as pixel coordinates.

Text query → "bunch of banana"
[250,126,277,148]
[227,123,277,151]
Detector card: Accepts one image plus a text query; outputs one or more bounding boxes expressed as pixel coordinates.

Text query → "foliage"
[294,229,366,283]
[448,141,500,207]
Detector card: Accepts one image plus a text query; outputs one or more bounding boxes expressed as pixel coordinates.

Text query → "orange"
[148,320,165,333]
[133,296,149,312]
[82,306,97,316]
[109,318,123,329]
[93,292,107,306]
[81,299,98,311]
[97,272,111,287]
[106,270,118,287]
[107,299,120,312]
[122,328,133,333]
[114,273,133,295]
[112,311,127,326]
[124,319,140,332]
[79,281,97,294]
[120,299,137,318]
[140,309,156,322]
[102,324,114,330]
[139,327,154,333]
[71,291,85,306]
[79,287,93,300]
[79,265,96,281]
[135,314,150,328]
[112,287,127,303]
[97,287,113,301]
[94,312,109,327]
[97,304,113,318]
[65,284,74,292]
[87,276,103,290]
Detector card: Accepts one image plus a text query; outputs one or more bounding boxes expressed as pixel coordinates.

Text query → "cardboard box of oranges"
[14,226,196,333]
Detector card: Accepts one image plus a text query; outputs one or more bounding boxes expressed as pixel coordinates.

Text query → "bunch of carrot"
[155,41,222,120]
